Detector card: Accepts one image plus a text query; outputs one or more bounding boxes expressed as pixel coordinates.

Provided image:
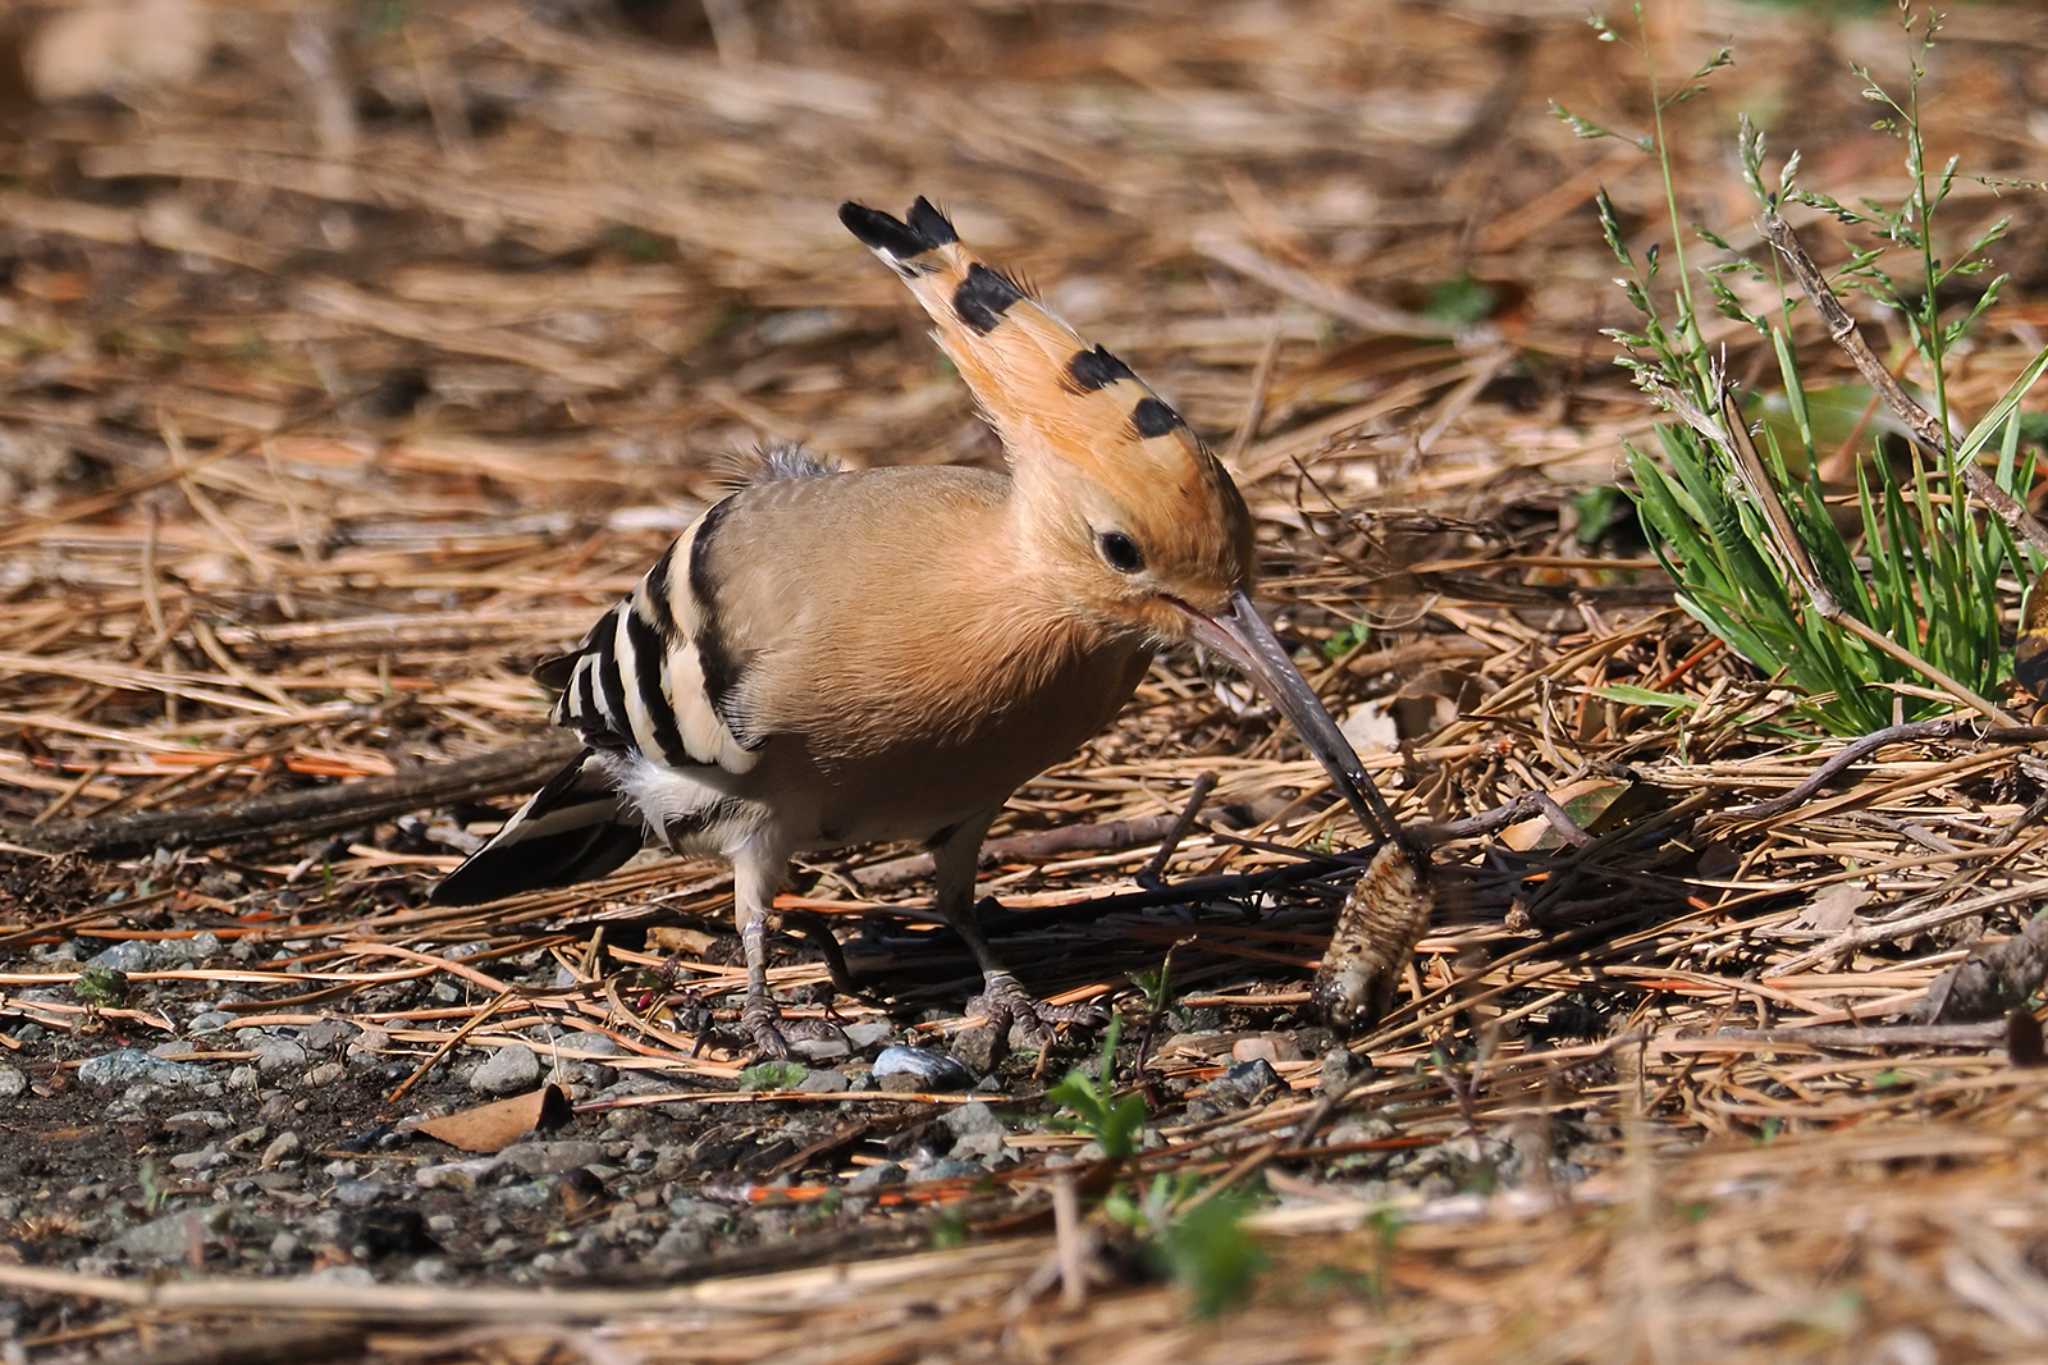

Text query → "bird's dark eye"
[1098,531,1144,574]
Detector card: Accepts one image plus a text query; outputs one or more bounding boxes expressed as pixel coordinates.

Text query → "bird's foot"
[739,997,846,1061]
[968,971,1107,1050]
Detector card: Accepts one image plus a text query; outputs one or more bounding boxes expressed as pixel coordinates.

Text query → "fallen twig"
[7,736,581,855]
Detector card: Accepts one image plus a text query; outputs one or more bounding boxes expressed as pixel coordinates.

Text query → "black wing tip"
[839,196,958,257]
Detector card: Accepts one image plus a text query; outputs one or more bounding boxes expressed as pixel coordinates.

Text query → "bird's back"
[541,459,1147,849]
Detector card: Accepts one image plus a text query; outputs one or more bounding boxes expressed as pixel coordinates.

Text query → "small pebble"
[302,1018,353,1051]
[1319,1047,1361,1096]
[1206,1058,1285,1107]
[873,1046,975,1091]
[169,1146,220,1171]
[791,1035,852,1063]
[261,1131,302,1168]
[471,1045,541,1096]
[847,1162,905,1190]
[843,1020,896,1050]
[255,1039,307,1076]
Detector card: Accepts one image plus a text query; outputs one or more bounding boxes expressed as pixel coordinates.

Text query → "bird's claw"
[740,999,845,1060]
[741,999,793,1060]
[969,972,1106,1049]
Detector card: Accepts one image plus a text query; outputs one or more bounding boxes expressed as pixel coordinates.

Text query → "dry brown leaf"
[416,1085,573,1154]
[1791,883,1870,935]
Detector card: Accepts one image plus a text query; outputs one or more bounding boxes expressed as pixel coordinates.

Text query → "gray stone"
[791,1034,851,1063]
[873,1046,975,1091]
[470,1045,540,1096]
[0,1065,26,1099]
[502,1141,605,1176]
[302,1018,352,1051]
[305,1062,347,1088]
[186,1011,235,1035]
[1207,1058,1284,1106]
[1319,1047,1361,1097]
[949,1025,1002,1075]
[333,1179,392,1207]
[164,1109,232,1136]
[114,1207,220,1259]
[255,1039,307,1076]
[942,1102,1004,1140]
[843,1020,895,1050]
[416,1156,505,1191]
[493,1181,552,1210]
[171,932,223,962]
[87,940,162,973]
[848,1162,905,1190]
[79,1049,208,1089]
[169,1146,222,1172]
[226,1065,259,1092]
[914,1158,987,1182]
[270,1231,301,1261]
[953,1128,1009,1164]
[794,1068,850,1093]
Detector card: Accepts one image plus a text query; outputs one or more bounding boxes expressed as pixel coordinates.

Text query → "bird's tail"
[430,750,644,906]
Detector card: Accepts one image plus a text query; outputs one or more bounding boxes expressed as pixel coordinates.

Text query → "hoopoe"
[433,196,1405,1057]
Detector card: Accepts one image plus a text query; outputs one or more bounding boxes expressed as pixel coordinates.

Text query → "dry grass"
[6,0,2048,1360]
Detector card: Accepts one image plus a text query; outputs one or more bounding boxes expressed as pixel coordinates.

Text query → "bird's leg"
[733,849,845,1060]
[934,815,1106,1050]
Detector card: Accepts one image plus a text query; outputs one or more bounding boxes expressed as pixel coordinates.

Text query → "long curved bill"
[1182,589,1402,846]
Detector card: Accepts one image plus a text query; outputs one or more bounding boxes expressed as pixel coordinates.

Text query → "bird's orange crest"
[839,196,1251,594]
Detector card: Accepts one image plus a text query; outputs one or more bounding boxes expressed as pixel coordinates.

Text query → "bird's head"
[841,193,1404,847]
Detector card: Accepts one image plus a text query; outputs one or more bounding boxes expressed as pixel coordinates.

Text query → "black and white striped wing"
[545,496,762,777]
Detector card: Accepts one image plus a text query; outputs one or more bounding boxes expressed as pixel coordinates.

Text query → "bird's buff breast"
[769,638,1153,851]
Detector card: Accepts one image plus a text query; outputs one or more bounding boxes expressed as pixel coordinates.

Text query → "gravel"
[113,1207,222,1260]
[78,1049,210,1089]
[255,1039,308,1076]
